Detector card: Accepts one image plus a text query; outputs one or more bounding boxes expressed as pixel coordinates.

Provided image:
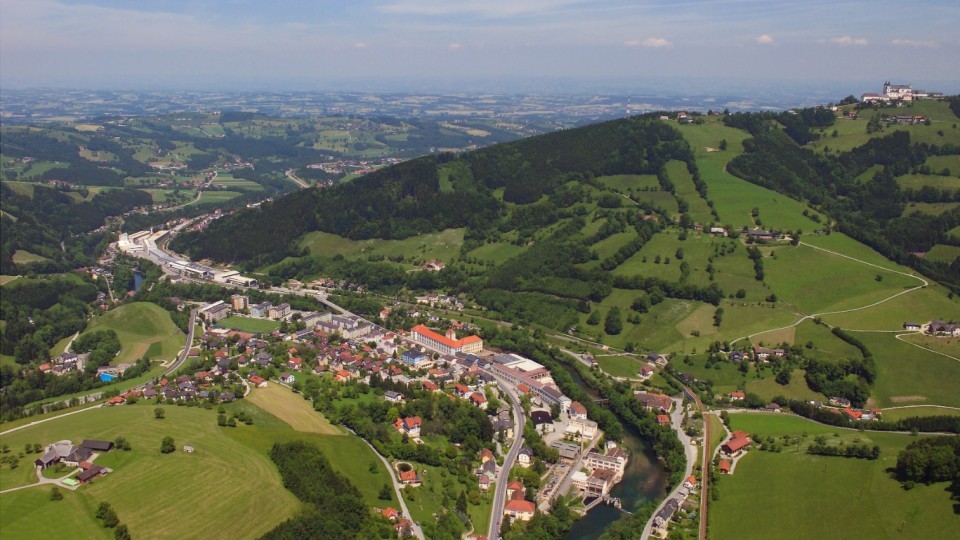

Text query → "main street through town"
[484,371,526,540]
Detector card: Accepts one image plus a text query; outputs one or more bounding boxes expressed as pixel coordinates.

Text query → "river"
[558,363,669,540]
[134,270,144,292]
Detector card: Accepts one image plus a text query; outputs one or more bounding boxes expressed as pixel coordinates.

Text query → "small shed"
[183,445,195,453]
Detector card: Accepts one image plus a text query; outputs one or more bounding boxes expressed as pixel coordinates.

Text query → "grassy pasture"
[924,154,960,176]
[11,250,51,264]
[211,174,263,191]
[216,316,281,334]
[245,384,341,435]
[819,285,959,331]
[0,405,301,540]
[79,302,185,364]
[922,244,960,263]
[666,160,714,224]
[299,228,464,266]
[879,406,960,421]
[467,242,528,264]
[189,190,242,205]
[630,190,679,215]
[902,201,960,217]
[711,412,958,540]
[597,174,659,191]
[764,243,920,314]
[862,332,960,408]
[896,173,960,191]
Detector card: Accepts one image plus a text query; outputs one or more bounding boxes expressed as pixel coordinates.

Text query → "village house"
[568,401,588,420]
[394,416,422,438]
[517,446,533,467]
[503,498,536,522]
[721,431,751,456]
[634,391,673,412]
[384,390,404,403]
[729,391,745,401]
[639,364,655,380]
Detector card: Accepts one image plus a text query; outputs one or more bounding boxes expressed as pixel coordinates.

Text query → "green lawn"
[706,414,726,457]
[216,316,281,334]
[79,302,185,364]
[711,413,958,540]
[468,242,528,264]
[596,355,644,378]
[188,190,242,206]
[212,174,264,191]
[924,154,960,176]
[879,406,960,421]
[819,285,959,331]
[299,228,464,266]
[896,173,960,191]
[0,487,111,540]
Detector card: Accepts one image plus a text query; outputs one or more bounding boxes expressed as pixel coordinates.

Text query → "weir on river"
[557,363,669,540]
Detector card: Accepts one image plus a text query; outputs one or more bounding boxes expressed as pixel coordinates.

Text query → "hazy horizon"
[1,1,958,95]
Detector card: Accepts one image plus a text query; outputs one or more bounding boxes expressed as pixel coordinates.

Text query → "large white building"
[409,325,483,355]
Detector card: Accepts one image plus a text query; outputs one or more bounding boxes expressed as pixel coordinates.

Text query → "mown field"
[923,244,960,264]
[710,413,959,540]
[245,384,340,434]
[862,332,960,408]
[79,302,185,364]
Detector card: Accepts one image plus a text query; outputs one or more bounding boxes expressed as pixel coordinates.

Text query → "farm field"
[245,384,341,435]
[706,413,727,458]
[79,302,185,364]
[895,173,960,191]
[0,275,22,285]
[216,316,281,334]
[594,355,644,378]
[299,228,464,265]
[711,412,958,540]
[211,174,263,191]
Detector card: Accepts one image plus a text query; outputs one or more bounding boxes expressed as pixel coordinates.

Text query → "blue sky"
[1,0,957,92]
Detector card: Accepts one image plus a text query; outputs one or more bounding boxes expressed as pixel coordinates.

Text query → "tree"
[776,368,792,385]
[719,139,728,150]
[154,407,165,420]
[456,490,468,516]
[604,307,623,335]
[50,486,63,501]
[586,310,601,325]
[550,402,561,419]
[114,524,130,540]
[379,483,393,500]
[160,436,175,454]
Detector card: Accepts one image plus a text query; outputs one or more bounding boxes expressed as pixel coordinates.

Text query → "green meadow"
[0,397,399,540]
[79,302,185,364]
[216,316,281,334]
[299,228,464,266]
[862,332,960,408]
[923,244,960,264]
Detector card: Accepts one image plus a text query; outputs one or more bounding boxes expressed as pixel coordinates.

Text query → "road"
[284,169,310,189]
[351,430,425,540]
[642,394,697,540]
[486,371,526,540]
[163,308,199,377]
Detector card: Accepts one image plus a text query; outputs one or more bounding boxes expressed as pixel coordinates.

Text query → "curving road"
[350,429,425,540]
[163,308,199,377]
[486,370,526,540]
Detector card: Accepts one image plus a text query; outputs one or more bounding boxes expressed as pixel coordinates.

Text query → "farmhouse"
[77,464,107,484]
[929,320,960,337]
[902,322,921,331]
[721,432,752,456]
[395,416,422,437]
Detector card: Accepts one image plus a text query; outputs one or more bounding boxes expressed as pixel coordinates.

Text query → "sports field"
[245,384,341,435]
[711,413,958,540]
[79,302,185,364]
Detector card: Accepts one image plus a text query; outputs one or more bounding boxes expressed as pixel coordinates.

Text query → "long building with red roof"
[410,325,483,355]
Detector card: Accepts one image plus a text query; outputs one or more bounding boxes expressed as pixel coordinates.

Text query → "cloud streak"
[755,34,775,45]
[819,35,869,46]
[625,37,673,48]
[892,38,938,48]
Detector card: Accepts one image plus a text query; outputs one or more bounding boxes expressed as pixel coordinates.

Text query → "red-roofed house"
[394,416,422,437]
[507,480,523,500]
[569,401,588,420]
[335,370,354,382]
[722,435,751,456]
[843,407,863,421]
[288,357,303,371]
[410,325,483,355]
[480,448,494,464]
[454,384,472,397]
[399,469,420,485]
[504,499,536,521]
[683,475,697,489]
[249,375,267,388]
[657,414,671,426]
[422,380,439,392]
[719,459,732,474]
[381,507,399,521]
[470,393,487,408]
[729,391,745,401]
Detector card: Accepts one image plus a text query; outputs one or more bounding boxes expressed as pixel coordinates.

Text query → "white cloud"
[818,35,868,46]
[378,0,581,18]
[892,38,937,48]
[448,42,462,50]
[355,42,368,49]
[755,34,775,45]
[626,37,672,48]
